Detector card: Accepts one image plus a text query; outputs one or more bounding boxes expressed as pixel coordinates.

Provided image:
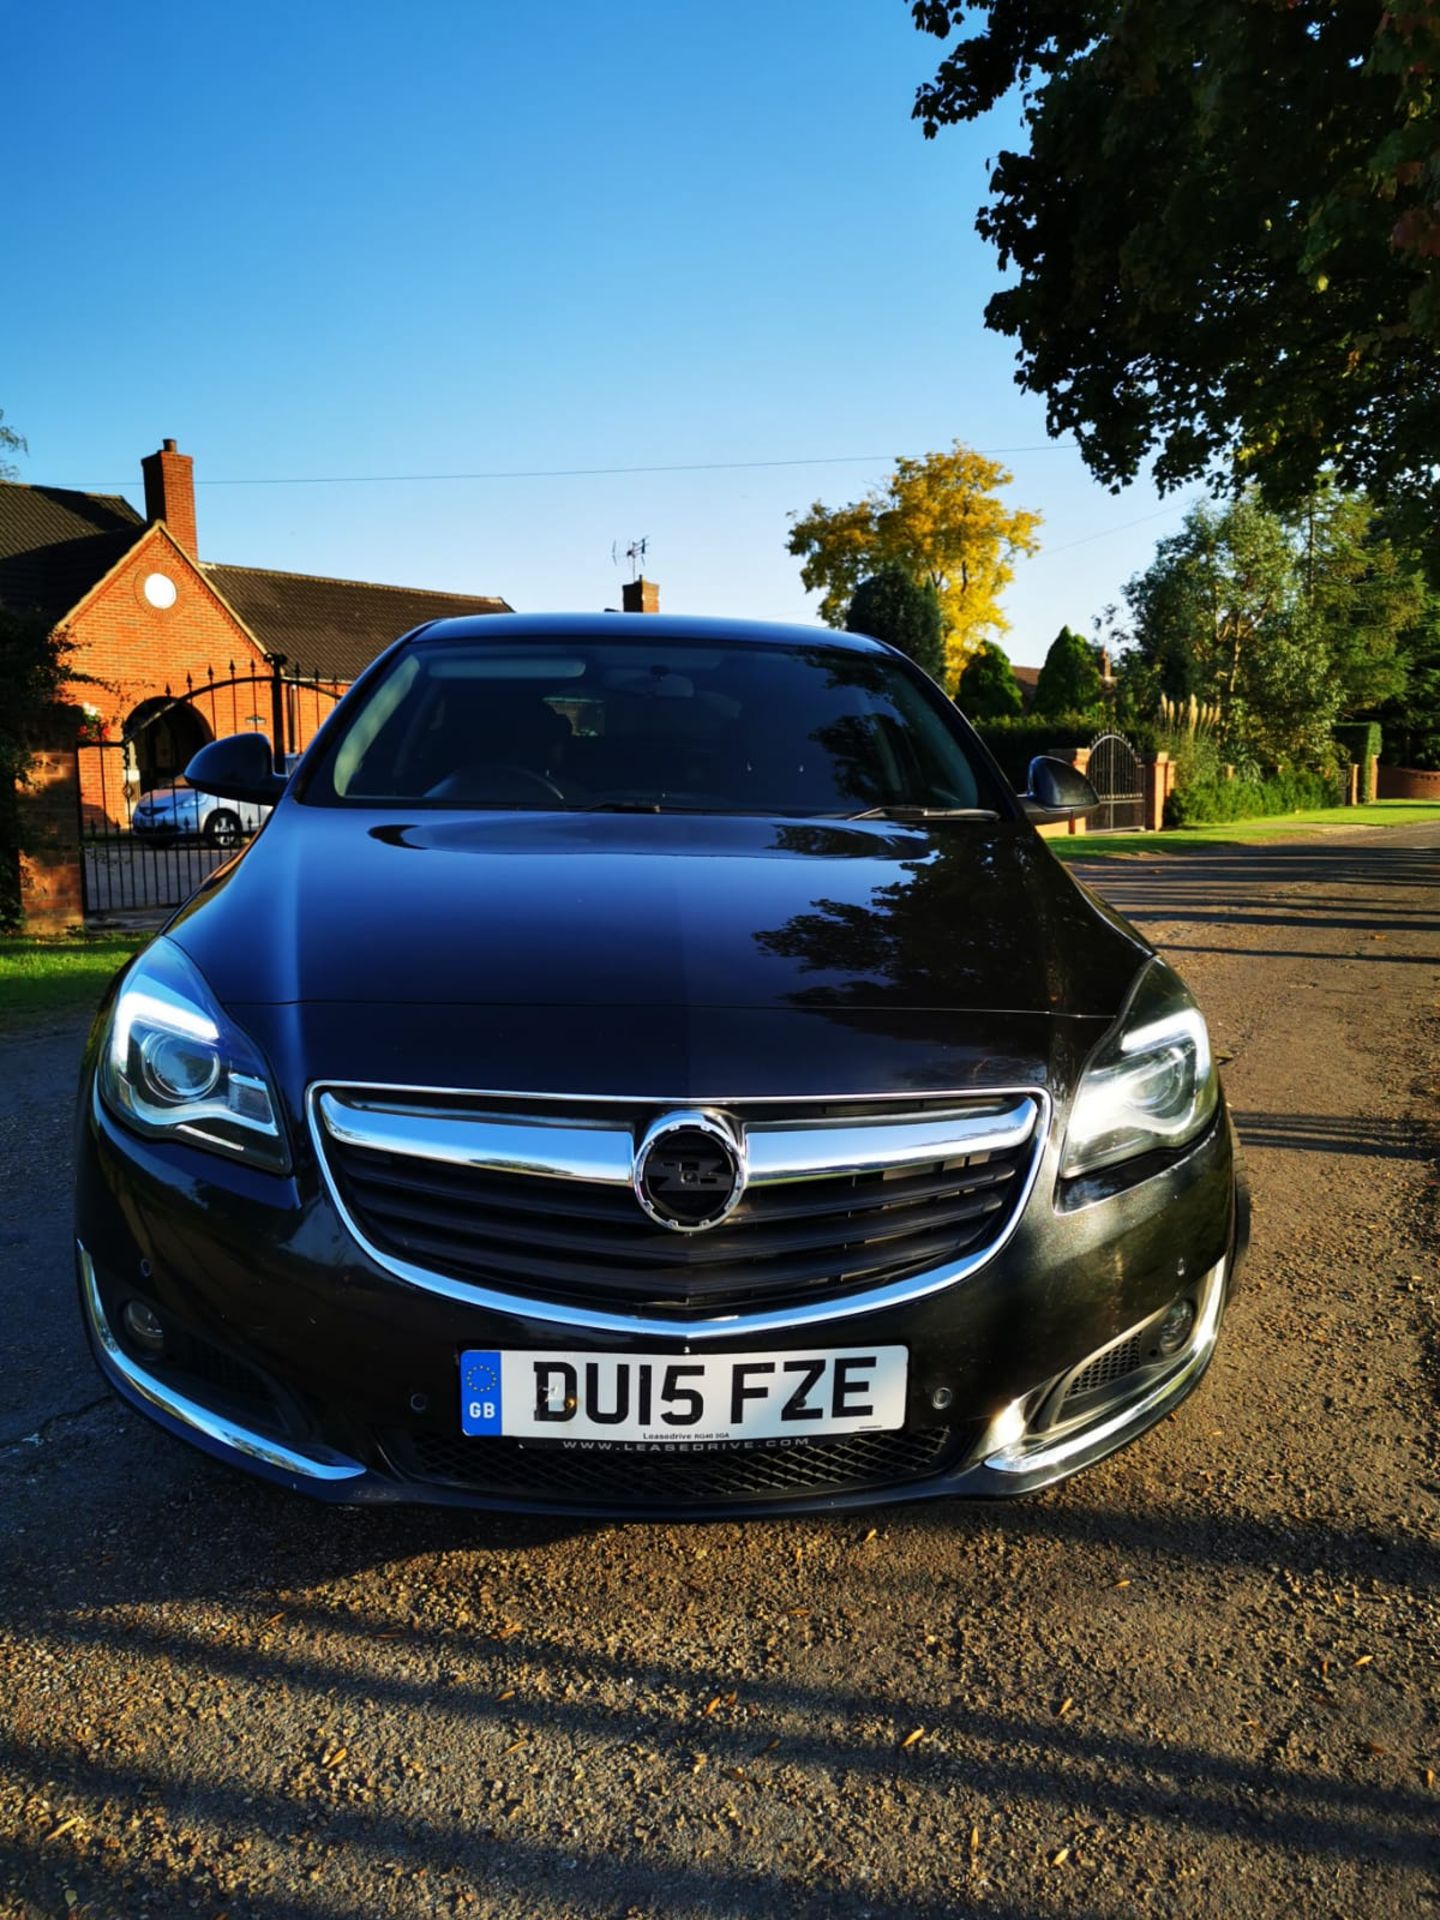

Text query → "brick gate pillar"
[15,708,85,933]
[1143,752,1171,832]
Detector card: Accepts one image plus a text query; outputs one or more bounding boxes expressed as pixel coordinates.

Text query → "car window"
[307,637,1001,817]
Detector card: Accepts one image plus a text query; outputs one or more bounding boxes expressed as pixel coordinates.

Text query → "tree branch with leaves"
[787,440,1039,686]
[909,3,1440,541]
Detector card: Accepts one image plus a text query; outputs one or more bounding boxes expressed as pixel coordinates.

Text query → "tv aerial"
[611,536,649,581]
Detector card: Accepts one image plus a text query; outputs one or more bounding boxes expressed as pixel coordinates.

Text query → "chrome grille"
[314,1087,1042,1317]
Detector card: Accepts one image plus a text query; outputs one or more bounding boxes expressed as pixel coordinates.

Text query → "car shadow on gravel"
[10,1437,1437,1614]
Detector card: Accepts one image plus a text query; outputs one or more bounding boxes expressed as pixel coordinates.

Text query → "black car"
[75,613,1245,1516]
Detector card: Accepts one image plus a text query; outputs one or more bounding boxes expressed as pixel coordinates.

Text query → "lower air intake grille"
[383,1425,971,1507]
[1061,1334,1146,1404]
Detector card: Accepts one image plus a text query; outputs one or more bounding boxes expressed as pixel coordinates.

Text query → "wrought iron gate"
[1086,732,1145,833]
[76,662,348,917]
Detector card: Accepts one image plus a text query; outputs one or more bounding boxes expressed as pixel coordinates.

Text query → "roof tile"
[203,563,512,679]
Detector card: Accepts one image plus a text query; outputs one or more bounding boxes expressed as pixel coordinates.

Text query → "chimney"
[140,438,198,557]
[621,577,660,614]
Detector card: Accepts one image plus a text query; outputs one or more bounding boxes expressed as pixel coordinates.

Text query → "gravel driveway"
[2,826,1437,1919]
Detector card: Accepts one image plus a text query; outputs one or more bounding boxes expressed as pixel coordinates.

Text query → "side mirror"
[186,733,289,806]
[1023,755,1099,819]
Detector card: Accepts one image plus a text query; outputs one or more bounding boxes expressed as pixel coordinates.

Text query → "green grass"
[1052,799,1440,861]
[0,932,145,1026]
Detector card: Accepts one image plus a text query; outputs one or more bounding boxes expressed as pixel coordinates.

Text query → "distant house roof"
[0,483,144,623]
[202,564,512,680]
[0,478,511,678]
[1013,664,1040,709]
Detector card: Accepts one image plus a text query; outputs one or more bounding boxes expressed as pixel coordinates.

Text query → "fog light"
[1157,1298,1196,1356]
[122,1300,165,1352]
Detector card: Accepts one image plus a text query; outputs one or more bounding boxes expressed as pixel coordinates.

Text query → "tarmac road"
[1,825,1437,1919]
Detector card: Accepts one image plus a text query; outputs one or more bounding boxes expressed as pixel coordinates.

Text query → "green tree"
[1033,626,1103,718]
[909,4,1440,529]
[1293,489,1419,713]
[844,568,946,680]
[956,640,1024,719]
[1122,497,1339,770]
[1377,609,1440,769]
[788,440,1041,685]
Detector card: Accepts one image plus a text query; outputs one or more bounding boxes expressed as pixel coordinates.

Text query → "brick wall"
[1376,764,1440,800]
[63,524,265,732]
[62,525,270,824]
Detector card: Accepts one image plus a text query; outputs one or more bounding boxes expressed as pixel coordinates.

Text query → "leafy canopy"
[788,440,1040,686]
[910,4,1440,531]
[956,640,1024,719]
[1033,625,1103,719]
[1118,489,1424,773]
[844,568,946,680]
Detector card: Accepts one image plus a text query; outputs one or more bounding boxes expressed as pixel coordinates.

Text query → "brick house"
[0,439,510,813]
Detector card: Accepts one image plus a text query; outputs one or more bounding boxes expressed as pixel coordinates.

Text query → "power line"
[1027,495,1199,559]
[60,444,1075,490]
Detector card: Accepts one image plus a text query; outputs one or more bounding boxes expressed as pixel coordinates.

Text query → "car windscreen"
[304,637,1004,817]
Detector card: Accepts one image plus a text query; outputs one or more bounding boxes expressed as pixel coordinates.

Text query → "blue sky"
[6,0,1198,668]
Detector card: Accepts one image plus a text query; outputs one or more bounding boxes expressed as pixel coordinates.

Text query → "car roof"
[407,610,892,655]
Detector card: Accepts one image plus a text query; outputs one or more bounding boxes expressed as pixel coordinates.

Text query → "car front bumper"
[75,1070,1246,1518]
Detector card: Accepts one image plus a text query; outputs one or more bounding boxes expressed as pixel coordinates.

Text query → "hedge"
[969,713,1158,789]
[1165,766,1346,826]
[1333,721,1382,799]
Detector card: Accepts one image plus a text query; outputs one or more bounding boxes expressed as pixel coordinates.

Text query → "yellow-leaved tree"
[786,442,1041,686]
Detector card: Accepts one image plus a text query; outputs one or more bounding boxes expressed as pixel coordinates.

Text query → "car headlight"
[1061,960,1219,1178]
[99,937,289,1172]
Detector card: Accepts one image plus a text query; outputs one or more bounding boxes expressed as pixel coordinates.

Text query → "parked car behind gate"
[131,759,296,847]
[130,776,268,849]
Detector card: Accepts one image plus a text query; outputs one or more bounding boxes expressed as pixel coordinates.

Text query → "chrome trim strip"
[305,1083,1052,1338]
[78,1245,367,1483]
[317,1093,634,1186]
[310,1075,1050,1107]
[315,1087,1038,1189]
[745,1103,1036,1184]
[981,1256,1226,1475]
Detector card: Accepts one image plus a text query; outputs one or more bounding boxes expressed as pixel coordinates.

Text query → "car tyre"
[204,809,243,849]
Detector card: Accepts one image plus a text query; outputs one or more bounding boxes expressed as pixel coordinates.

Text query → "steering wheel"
[425,762,566,804]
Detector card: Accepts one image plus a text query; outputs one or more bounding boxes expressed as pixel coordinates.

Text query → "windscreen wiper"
[576,800,709,814]
[842,805,1001,822]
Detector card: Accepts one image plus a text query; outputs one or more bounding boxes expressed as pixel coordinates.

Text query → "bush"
[1033,626,1104,717]
[845,569,946,681]
[1,605,78,932]
[957,642,1024,719]
[1165,765,1345,826]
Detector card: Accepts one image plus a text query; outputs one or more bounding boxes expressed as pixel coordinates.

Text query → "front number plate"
[459,1346,908,1445]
